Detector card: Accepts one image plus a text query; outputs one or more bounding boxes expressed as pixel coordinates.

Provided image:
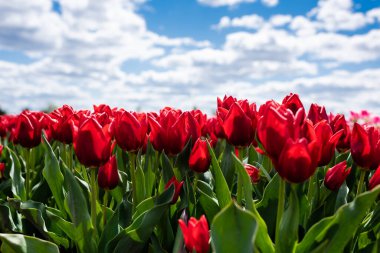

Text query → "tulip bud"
[165,176,184,204]
[369,166,380,190]
[189,138,211,173]
[98,155,119,190]
[351,123,380,170]
[0,163,5,179]
[0,144,3,156]
[324,161,351,191]
[73,117,112,168]
[178,215,210,253]
[12,112,42,149]
[244,164,260,184]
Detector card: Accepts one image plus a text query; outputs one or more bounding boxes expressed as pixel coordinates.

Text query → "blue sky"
[0,0,380,115]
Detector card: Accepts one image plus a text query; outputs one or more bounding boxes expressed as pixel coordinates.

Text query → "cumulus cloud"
[197,0,256,7]
[0,0,380,116]
[261,0,279,7]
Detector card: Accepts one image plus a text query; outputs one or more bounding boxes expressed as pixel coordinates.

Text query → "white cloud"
[261,0,278,7]
[197,0,256,7]
[213,14,264,30]
[0,0,380,117]
[269,15,292,27]
[308,0,370,31]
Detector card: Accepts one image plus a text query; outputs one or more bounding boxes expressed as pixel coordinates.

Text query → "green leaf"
[220,143,235,188]
[62,162,97,253]
[197,186,220,222]
[7,147,26,201]
[211,202,258,253]
[257,173,280,238]
[207,141,230,209]
[231,154,275,253]
[0,233,60,253]
[41,135,66,216]
[296,186,380,253]
[277,186,299,253]
[135,158,146,205]
[107,185,175,253]
[0,203,17,233]
[8,199,69,248]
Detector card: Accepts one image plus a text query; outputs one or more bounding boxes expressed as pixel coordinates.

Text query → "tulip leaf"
[62,162,97,253]
[7,199,69,248]
[7,147,27,201]
[220,142,235,187]
[277,186,299,253]
[232,153,275,253]
[211,201,258,253]
[41,135,66,217]
[0,202,18,233]
[135,158,146,205]
[207,141,230,209]
[106,185,175,253]
[257,173,280,238]
[160,152,174,183]
[0,233,60,253]
[197,186,220,222]
[296,186,380,253]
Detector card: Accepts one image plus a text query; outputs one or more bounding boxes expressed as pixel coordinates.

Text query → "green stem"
[356,170,366,196]
[129,153,137,212]
[68,145,74,173]
[90,169,98,237]
[275,177,286,247]
[103,190,109,227]
[236,147,245,205]
[25,149,30,200]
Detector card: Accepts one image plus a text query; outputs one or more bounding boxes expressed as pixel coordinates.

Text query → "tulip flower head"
[12,111,42,149]
[369,165,380,190]
[112,110,148,152]
[72,117,112,168]
[244,164,260,184]
[98,155,119,190]
[189,138,211,173]
[178,215,210,253]
[351,123,380,170]
[324,161,351,191]
[165,176,184,204]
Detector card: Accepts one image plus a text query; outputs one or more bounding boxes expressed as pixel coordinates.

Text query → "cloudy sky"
[0,0,380,115]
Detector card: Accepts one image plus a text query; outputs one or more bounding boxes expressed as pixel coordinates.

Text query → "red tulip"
[165,176,184,204]
[189,138,211,173]
[314,120,343,166]
[201,117,218,146]
[244,164,260,183]
[324,161,351,191]
[351,123,380,170]
[98,155,119,190]
[369,165,380,190]
[50,105,76,144]
[178,215,210,253]
[330,114,351,151]
[217,95,237,110]
[0,163,5,179]
[307,103,328,125]
[275,138,321,183]
[72,117,112,168]
[112,110,148,152]
[93,104,114,117]
[257,103,301,159]
[148,109,188,155]
[12,111,42,149]
[282,93,304,116]
[0,144,3,155]
[219,101,257,147]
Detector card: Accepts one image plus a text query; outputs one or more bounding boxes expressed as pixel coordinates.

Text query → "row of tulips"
[0,93,380,253]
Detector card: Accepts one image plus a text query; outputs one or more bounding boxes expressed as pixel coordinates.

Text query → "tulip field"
[1,93,380,253]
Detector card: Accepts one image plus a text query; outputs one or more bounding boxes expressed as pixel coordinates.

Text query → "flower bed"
[0,93,379,253]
